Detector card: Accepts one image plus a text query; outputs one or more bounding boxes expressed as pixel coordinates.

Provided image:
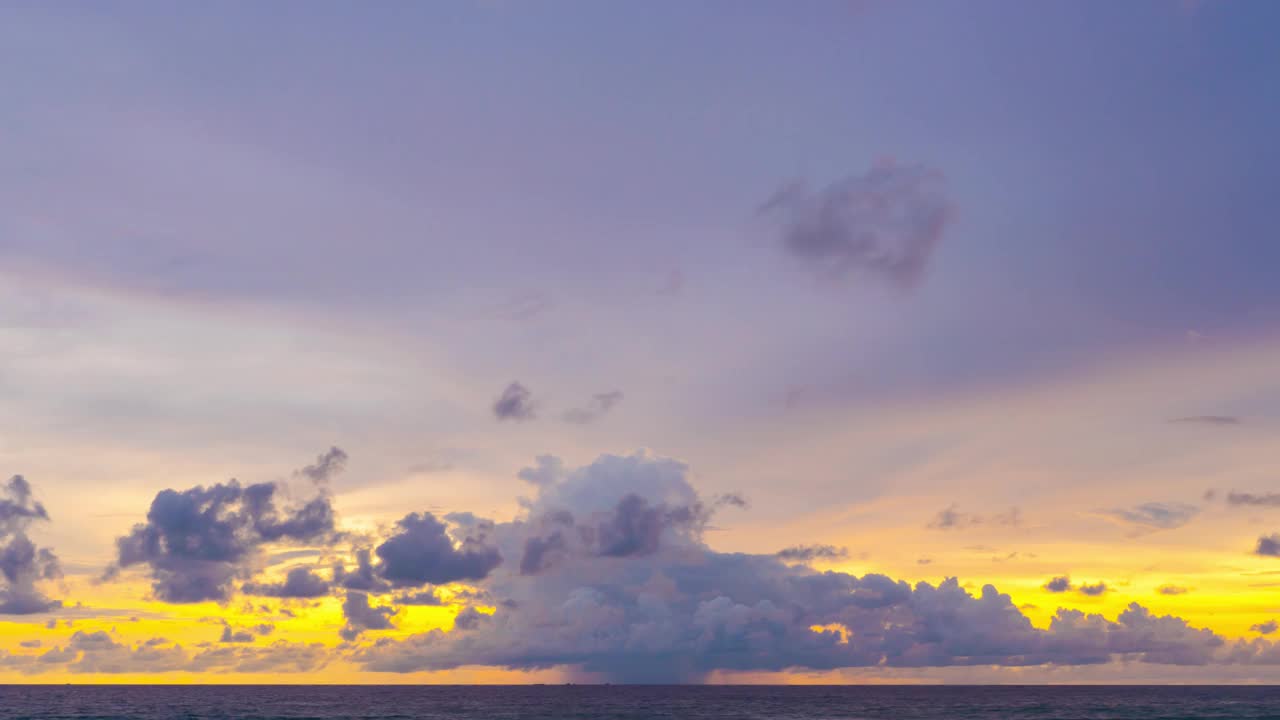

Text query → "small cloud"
[1256,535,1280,557]
[1252,620,1278,635]
[1078,582,1108,597]
[1169,416,1240,426]
[493,382,536,422]
[1098,502,1199,534]
[392,590,444,606]
[917,558,933,565]
[759,161,953,290]
[1227,492,1280,508]
[656,269,684,296]
[562,391,624,425]
[713,493,749,510]
[927,505,1020,530]
[783,385,808,410]
[407,460,454,475]
[1043,576,1072,593]
[1157,585,1190,596]
[494,291,553,322]
[776,545,849,563]
[296,446,348,486]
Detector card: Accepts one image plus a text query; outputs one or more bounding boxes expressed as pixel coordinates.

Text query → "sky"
[1,0,1280,684]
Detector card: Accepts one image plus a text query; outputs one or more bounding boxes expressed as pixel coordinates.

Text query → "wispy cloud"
[1169,415,1241,426]
[759,161,954,290]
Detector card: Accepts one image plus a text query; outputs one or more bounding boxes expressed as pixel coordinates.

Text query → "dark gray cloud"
[1227,492,1280,508]
[714,493,750,510]
[340,591,396,641]
[333,548,390,593]
[516,484,713,576]
[562,391,624,425]
[928,505,1020,530]
[392,590,444,606]
[493,382,536,422]
[1158,585,1190,596]
[519,530,568,576]
[353,451,1280,682]
[218,621,271,644]
[593,494,706,558]
[1257,535,1280,557]
[1101,502,1199,533]
[1044,576,1072,593]
[453,607,486,631]
[0,476,61,614]
[375,513,502,588]
[241,567,331,599]
[777,545,850,563]
[759,162,953,289]
[1170,416,1241,426]
[297,446,348,486]
[1252,620,1278,635]
[1078,582,1108,597]
[106,451,342,602]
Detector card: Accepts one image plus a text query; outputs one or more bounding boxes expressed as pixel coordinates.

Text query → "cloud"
[340,591,397,641]
[392,590,444,606]
[453,606,487,631]
[514,455,718,576]
[1169,416,1241,426]
[350,450,1280,682]
[296,446,348,486]
[0,476,62,614]
[5,630,330,675]
[1158,585,1190,596]
[1099,502,1199,534]
[656,269,684,296]
[777,545,850,563]
[1252,620,1278,635]
[714,493,750,510]
[1226,492,1280,508]
[927,505,1020,531]
[241,567,331,599]
[106,451,342,602]
[562,391,625,425]
[333,548,390,593]
[1044,577,1072,593]
[759,161,953,290]
[1256,536,1280,557]
[493,382,536,422]
[218,621,271,643]
[375,513,502,587]
[517,455,565,488]
[1078,582,1108,597]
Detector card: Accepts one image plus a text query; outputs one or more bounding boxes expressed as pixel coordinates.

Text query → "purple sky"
[2,0,1280,683]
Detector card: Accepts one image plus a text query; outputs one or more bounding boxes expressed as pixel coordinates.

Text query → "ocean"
[0,686,1278,720]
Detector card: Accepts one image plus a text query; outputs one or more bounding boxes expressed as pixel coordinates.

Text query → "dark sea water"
[1,686,1279,720]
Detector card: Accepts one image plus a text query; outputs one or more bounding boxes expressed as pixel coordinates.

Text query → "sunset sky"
[2,0,1280,683]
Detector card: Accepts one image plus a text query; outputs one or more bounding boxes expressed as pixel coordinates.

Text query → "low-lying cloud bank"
[0,630,327,675]
[16,449,1280,681]
[342,451,1280,682]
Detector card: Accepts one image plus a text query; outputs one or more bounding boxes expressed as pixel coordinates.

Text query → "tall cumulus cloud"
[0,476,61,614]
